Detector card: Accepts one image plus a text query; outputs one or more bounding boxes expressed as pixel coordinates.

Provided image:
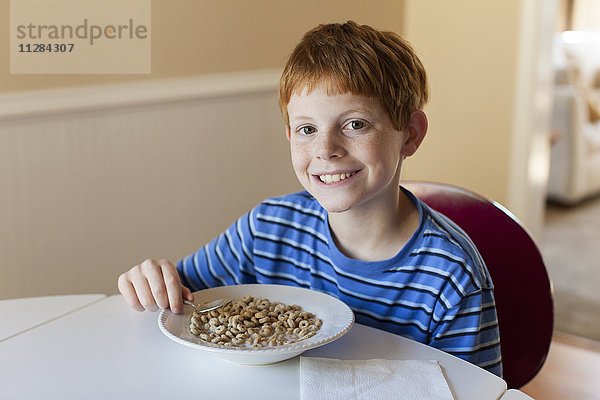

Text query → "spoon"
[183,298,233,314]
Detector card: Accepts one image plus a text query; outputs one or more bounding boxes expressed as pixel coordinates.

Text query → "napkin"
[300,357,454,400]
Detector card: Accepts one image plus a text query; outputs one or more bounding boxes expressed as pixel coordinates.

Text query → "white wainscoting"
[0,71,301,299]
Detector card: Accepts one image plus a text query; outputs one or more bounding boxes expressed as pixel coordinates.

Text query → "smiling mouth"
[317,171,358,184]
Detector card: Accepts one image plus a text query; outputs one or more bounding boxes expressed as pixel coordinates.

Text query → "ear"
[401,110,428,157]
[285,125,291,142]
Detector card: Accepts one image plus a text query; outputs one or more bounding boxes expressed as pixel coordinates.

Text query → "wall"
[400,0,555,238]
[0,71,301,300]
[400,1,520,204]
[1,0,556,299]
[0,1,407,299]
[0,0,405,93]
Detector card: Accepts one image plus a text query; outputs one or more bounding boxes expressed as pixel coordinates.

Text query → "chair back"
[403,181,553,389]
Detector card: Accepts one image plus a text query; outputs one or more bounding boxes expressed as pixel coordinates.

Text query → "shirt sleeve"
[176,209,258,291]
[428,283,503,377]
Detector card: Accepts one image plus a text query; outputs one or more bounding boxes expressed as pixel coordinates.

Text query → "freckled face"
[286,85,410,214]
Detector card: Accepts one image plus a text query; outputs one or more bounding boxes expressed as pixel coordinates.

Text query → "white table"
[0,295,507,399]
[500,389,535,399]
[0,294,105,341]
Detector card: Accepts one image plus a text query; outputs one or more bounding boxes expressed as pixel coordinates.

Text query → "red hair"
[279,21,428,130]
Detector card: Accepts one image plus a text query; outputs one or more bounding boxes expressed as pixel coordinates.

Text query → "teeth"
[319,171,356,184]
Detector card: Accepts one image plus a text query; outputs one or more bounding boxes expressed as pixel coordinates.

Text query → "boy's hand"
[117,259,193,314]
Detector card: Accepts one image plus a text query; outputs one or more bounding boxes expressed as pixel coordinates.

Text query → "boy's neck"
[327,188,419,262]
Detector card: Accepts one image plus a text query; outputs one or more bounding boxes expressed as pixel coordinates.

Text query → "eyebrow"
[288,115,315,126]
[290,108,371,119]
[342,108,370,116]
[289,114,313,120]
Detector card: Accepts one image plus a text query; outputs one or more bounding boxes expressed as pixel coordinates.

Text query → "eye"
[344,120,366,130]
[298,126,316,135]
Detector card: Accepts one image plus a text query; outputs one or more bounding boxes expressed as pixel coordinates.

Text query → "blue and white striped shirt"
[178,189,502,376]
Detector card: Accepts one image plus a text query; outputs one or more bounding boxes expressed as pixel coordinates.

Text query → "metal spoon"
[183,298,232,314]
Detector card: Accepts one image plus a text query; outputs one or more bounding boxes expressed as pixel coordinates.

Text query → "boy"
[118,21,502,376]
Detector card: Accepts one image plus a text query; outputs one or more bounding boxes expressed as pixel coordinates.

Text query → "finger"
[117,274,144,312]
[129,261,162,312]
[142,261,170,311]
[159,260,184,314]
[182,285,194,302]
[130,274,158,312]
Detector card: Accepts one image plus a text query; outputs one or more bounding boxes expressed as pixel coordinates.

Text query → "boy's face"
[286,84,418,215]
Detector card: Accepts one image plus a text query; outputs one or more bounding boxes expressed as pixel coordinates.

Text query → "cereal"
[189,296,322,348]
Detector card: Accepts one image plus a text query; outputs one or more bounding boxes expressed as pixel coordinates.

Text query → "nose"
[316,130,345,160]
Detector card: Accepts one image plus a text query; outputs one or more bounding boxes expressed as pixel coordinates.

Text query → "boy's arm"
[428,287,502,377]
[177,210,258,291]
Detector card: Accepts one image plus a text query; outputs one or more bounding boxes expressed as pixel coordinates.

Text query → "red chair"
[403,181,554,389]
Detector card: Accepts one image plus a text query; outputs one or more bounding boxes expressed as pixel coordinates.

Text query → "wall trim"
[0,69,281,121]
[508,0,556,240]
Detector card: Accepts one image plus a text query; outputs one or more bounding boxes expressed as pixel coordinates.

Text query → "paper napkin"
[300,357,454,400]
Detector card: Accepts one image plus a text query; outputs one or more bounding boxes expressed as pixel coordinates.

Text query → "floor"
[519,196,600,399]
[542,197,600,341]
[521,331,600,400]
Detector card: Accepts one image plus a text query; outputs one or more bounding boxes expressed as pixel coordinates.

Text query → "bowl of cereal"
[158,284,354,365]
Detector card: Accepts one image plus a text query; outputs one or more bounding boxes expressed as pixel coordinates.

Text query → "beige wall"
[0,74,295,300]
[3,0,545,208]
[399,0,555,238]
[1,1,408,299]
[1,0,405,93]
[1,1,555,299]
[399,1,520,206]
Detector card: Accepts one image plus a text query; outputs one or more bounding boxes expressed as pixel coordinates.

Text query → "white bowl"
[158,284,354,365]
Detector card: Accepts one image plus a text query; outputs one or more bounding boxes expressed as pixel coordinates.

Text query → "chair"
[403,181,554,389]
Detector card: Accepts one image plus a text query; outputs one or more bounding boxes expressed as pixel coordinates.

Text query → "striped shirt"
[178,189,502,376]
